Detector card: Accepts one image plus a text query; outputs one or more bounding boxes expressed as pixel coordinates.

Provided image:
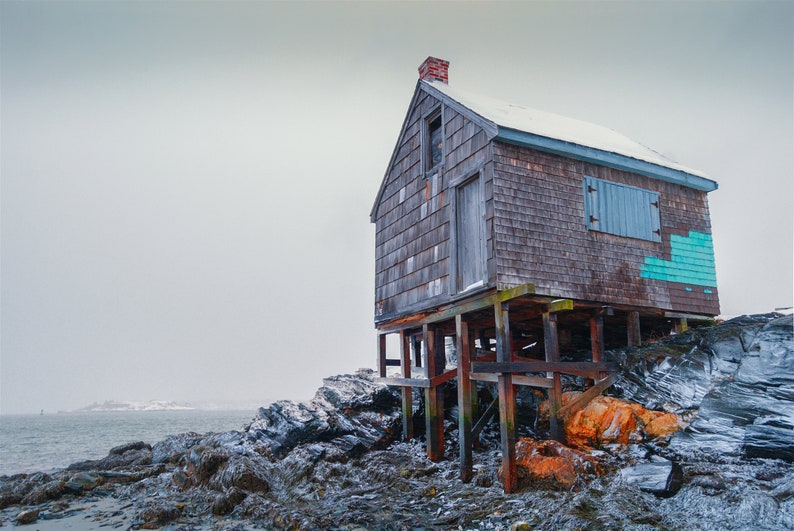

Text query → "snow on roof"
[425,80,708,179]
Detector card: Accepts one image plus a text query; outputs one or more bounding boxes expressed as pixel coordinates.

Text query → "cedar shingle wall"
[492,142,719,315]
[374,90,492,321]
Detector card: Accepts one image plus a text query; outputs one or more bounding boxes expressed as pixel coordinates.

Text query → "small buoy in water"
[40,409,44,415]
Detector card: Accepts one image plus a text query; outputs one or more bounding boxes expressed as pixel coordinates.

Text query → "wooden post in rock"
[456,315,474,482]
[377,333,387,378]
[423,324,444,461]
[674,318,688,334]
[590,312,606,381]
[543,311,565,443]
[494,301,517,493]
[627,311,641,347]
[399,330,413,440]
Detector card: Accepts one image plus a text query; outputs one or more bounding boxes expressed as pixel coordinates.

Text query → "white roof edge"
[424,80,714,184]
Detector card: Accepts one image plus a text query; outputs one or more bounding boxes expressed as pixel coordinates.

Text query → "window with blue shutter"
[583,176,661,242]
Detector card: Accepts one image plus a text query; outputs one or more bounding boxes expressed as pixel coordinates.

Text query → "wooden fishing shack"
[371,57,719,492]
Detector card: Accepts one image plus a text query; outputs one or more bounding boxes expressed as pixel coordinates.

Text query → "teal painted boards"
[641,231,717,288]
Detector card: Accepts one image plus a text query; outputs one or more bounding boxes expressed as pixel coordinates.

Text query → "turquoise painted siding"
[641,231,717,288]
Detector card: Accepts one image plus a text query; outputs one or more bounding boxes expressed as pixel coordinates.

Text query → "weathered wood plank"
[664,311,714,321]
[472,396,498,439]
[556,373,619,420]
[546,298,574,313]
[376,283,535,332]
[471,361,617,377]
[456,315,473,482]
[471,372,555,388]
[377,376,431,389]
[430,368,457,387]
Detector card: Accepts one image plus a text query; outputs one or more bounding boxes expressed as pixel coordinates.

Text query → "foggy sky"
[2,1,792,415]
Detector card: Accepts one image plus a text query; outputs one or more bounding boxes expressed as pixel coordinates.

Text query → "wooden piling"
[590,313,606,381]
[456,315,473,482]
[627,311,642,347]
[543,311,564,443]
[494,301,517,493]
[423,324,444,461]
[377,333,387,378]
[399,330,413,440]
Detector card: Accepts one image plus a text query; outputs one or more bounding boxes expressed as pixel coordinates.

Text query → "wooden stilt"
[590,313,606,382]
[399,330,413,440]
[456,315,473,482]
[674,317,688,334]
[543,312,565,443]
[469,327,479,443]
[412,335,422,368]
[627,311,641,347]
[494,302,517,493]
[378,333,387,378]
[423,324,444,461]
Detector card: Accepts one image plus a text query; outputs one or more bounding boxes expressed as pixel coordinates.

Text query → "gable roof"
[371,80,717,221]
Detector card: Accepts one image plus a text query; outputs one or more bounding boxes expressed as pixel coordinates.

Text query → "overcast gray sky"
[2,1,792,415]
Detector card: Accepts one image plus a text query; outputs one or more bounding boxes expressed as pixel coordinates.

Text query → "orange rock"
[644,412,682,438]
[513,439,602,488]
[563,395,683,449]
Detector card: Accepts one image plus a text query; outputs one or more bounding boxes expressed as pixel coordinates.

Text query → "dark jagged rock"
[1,324,793,529]
[20,480,65,505]
[620,459,683,497]
[63,471,103,494]
[211,486,247,515]
[109,441,152,455]
[610,313,794,462]
[245,369,402,457]
[15,508,39,524]
[151,432,203,464]
[132,502,183,529]
[68,443,153,471]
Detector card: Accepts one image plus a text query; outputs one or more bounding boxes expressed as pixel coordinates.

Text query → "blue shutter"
[584,176,661,242]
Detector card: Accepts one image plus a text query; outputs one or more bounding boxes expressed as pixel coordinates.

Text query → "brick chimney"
[418,56,449,84]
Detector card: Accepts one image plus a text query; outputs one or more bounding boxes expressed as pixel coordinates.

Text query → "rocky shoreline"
[1,313,792,529]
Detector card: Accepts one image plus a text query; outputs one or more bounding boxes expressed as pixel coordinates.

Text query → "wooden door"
[456,177,485,292]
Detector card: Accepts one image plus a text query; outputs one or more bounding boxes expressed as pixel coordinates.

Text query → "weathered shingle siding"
[492,142,719,315]
[374,89,493,321]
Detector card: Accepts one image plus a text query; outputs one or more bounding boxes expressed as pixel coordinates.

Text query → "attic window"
[425,110,443,173]
[584,176,661,242]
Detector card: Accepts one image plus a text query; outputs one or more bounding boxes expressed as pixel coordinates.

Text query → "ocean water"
[0,409,256,476]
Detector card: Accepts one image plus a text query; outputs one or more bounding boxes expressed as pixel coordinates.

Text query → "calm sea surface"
[0,410,256,476]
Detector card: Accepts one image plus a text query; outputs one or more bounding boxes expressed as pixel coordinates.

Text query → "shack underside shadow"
[375,283,704,493]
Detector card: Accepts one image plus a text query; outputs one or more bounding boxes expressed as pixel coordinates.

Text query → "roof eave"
[371,81,499,223]
[496,127,718,192]
[370,81,424,222]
